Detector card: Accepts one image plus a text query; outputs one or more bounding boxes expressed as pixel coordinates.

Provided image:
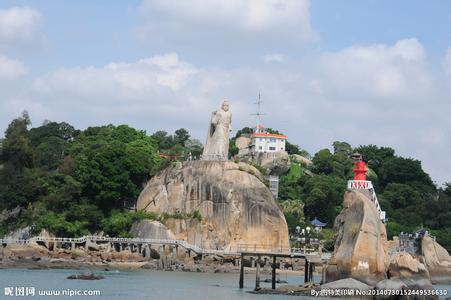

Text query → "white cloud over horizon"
[0,6,42,47]
[1,37,450,185]
[0,55,27,79]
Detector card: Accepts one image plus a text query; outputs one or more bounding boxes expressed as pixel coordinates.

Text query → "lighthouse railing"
[347,180,386,221]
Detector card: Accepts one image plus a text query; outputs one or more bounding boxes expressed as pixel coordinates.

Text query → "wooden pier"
[238,251,325,290]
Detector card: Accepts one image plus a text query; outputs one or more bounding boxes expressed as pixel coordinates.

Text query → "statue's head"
[221,100,230,112]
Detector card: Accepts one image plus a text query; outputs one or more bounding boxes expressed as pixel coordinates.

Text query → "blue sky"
[0,1,450,185]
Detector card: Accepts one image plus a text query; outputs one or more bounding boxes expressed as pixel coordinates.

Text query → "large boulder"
[136,160,289,251]
[236,136,252,157]
[325,190,388,285]
[421,235,451,283]
[130,220,175,240]
[388,252,430,280]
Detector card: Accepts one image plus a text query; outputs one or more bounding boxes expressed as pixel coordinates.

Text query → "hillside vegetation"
[0,113,449,250]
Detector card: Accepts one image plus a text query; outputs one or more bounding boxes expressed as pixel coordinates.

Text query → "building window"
[281,147,284,150]
[269,146,276,151]
[270,138,276,142]
[259,146,263,150]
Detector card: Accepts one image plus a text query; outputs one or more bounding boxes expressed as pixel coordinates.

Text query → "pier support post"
[304,259,309,283]
[309,262,314,282]
[271,256,276,290]
[239,253,244,289]
[255,256,261,291]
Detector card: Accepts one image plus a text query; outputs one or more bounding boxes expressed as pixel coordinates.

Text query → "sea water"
[0,268,449,299]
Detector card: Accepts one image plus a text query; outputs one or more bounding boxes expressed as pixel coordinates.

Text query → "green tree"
[380,183,425,227]
[279,163,304,200]
[280,199,305,233]
[333,141,352,155]
[28,121,79,170]
[303,175,346,225]
[69,125,161,212]
[174,128,190,145]
[311,149,334,175]
[331,151,353,179]
[151,130,174,151]
[379,156,434,190]
[1,111,33,169]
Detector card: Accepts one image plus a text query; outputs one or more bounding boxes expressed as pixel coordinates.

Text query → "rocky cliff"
[422,235,451,283]
[136,160,289,251]
[325,190,388,285]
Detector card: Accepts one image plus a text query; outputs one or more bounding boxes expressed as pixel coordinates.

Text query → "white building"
[251,132,287,153]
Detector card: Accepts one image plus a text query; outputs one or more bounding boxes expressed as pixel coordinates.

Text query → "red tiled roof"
[252,133,288,139]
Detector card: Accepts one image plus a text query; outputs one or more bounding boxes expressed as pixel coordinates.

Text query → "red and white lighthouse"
[348,153,386,221]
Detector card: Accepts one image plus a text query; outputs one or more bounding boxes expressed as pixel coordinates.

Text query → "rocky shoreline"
[0,242,308,276]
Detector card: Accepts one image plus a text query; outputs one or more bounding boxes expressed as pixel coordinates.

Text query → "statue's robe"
[202,109,231,160]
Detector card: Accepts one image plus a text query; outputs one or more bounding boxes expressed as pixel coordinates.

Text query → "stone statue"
[201,100,232,161]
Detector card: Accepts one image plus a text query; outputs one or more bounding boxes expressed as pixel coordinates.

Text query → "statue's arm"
[211,111,219,125]
[209,112,217,136]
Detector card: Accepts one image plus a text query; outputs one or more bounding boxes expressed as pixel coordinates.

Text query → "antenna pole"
[256,92,262,132]
[251,92,265,133]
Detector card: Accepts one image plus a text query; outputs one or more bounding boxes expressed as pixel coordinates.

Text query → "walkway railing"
[0,236,327,259]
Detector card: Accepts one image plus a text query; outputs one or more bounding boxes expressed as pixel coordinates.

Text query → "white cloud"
[34,53,198,96]
[316,38,430,98]
[141,0,312,35]
[0,6,42,45]
[263,54,285,63]
[137,0,314,46]
[0,55,27,79]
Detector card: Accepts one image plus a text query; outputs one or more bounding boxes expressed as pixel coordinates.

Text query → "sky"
[0,0,450,185]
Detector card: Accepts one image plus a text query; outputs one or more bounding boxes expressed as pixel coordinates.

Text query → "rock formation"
[136,160,289,251]
[325,190,388,285]
[235,136,252,157]
[421,235,451,283]
[254,151,291,176]
[387,252,430,280]
[130,220,175,240]
[201,100,232,161]
[291,154,312,166]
